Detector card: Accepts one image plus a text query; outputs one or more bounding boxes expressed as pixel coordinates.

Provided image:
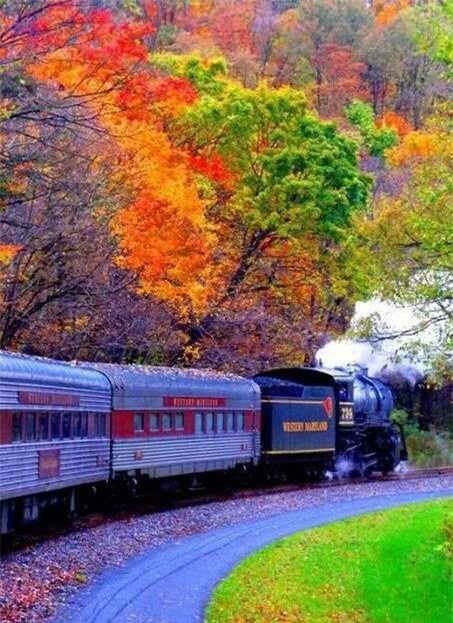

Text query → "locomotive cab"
[335,379,355,427]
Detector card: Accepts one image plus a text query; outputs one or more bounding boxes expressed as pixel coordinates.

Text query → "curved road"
[54,489,452,623]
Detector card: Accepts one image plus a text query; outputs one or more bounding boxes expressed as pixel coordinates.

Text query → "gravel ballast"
[0,476,452,623]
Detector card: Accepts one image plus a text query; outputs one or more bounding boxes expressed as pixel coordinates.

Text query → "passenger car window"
[227,412,234,431]
[81,413,88,438]
[195,412,203,434]
[162,413,172,430]
[73,413,82,438]
[205,412,214,433]
[12,413,22,442]
[236,412,244,431]
[25,413,36,441]
[51,413,61,439]
[62,413,71,439]
[134,412,144,432]
[149,413,159,431]
[175,412,184,429]
[38,413,49,440]
[95,413,106,437]
[216,412,224,432]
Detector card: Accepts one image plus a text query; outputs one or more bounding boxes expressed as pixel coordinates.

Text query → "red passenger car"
[84,364,261,488]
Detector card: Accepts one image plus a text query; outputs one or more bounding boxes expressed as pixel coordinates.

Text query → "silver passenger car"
[84,364,261,480]
[0,351,111,533]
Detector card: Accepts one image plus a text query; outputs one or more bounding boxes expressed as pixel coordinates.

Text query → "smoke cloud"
[317,300,426,388]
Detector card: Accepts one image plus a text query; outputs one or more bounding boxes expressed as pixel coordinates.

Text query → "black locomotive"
[255,366,406,478]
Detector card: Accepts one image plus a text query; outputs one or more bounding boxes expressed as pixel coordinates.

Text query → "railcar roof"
[0,350,110,391]
[255,367,352,384]
[78,362,261,401]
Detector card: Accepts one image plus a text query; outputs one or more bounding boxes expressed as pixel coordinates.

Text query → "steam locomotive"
[0,351,406,534]
[255,367,405,478]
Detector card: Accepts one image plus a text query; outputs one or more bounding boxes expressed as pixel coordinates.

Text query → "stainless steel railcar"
[0,353,261,534]
[83,363,261,491]
[0,352,111,534]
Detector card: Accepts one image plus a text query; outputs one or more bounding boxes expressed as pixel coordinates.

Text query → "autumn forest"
[0,0,450,375]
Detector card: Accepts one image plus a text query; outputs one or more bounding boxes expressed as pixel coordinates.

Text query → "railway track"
[167,466,453,509]
[3,466,451,555]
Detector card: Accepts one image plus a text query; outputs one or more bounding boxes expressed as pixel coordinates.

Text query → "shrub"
[391,409,452,467]
[404,425,452,468]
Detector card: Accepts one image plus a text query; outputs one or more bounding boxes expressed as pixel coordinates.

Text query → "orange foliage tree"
[386,131,440,167]
[22,2,221,319]
[0,1,227,354]
[374,0,410,27]
[377,110,412,138]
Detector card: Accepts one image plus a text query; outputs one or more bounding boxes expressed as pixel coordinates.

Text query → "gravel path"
[1,476,452,623]
[55,489,452,623]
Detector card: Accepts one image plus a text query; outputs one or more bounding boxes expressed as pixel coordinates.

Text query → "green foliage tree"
[181,65,370,241]
[354,144,452,381]
[345,99,398,157]
[166,58,372,364]
[412,2,453,76]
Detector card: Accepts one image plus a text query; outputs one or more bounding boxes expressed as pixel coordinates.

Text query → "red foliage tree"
[311,43,368,116]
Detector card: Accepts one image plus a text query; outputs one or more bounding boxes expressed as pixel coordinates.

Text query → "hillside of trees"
[0,0,450,377]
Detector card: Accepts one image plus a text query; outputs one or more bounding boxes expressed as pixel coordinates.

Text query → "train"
[0,351,406,534]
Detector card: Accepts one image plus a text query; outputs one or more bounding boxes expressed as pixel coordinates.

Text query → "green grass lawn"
[206,500,453,623]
